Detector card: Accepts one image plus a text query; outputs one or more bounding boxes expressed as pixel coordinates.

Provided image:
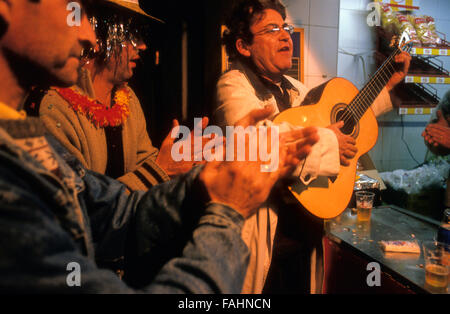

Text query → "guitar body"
[273,77,379,219]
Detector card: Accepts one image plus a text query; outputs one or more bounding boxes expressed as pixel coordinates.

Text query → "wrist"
[198,170,249,218]
[207,198,246,217]
[194,170,212,206]
[386,82,393,92]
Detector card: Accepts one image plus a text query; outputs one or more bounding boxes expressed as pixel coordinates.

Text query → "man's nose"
[279,28,291,41]
[136,40,147,52]
[79,14,97,51]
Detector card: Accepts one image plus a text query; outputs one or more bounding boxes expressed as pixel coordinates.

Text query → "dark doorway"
[130,0,237,147]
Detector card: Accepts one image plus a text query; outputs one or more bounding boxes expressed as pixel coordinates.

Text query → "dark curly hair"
[222,0,287,61]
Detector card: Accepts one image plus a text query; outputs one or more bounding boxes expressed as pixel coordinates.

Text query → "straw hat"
[105,0,164,23]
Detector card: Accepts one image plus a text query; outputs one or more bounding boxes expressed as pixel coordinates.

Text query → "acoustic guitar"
[273,37,412,219]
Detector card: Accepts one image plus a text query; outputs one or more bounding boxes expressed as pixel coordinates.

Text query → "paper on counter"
[379,240,420,254]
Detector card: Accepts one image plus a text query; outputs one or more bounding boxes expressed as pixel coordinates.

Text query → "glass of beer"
[355,191,375,222]
[422,241,449,292]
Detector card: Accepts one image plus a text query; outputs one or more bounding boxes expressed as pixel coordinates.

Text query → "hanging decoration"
[54,87,131,128]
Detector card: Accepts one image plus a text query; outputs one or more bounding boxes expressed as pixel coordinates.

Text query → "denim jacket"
[0,118,249,293]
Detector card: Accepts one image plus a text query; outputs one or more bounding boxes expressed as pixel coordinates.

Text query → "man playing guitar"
[214,0,411,294]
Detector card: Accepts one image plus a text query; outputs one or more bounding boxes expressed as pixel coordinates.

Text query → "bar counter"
[323,205,448,294]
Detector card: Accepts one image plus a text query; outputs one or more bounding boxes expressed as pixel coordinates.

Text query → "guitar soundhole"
[332,105,359,138]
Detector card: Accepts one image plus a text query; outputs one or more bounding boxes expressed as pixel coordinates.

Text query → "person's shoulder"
[120,84,146,123]
[41,88,64,102]
[122,84,141,105]
[218,69,247,84]
[39,88,71,114]
[217,69,254,93]
[123,84,136,95]
[284,75,307,90]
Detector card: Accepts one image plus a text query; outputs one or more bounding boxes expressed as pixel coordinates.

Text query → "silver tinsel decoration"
[86,14,146,62]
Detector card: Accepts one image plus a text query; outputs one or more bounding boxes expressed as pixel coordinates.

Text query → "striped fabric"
[118,158,170,192]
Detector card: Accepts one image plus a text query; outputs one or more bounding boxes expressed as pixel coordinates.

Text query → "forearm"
[126,166,214,267]
[424,138,450,156]
[0,200,247,294]
[117,157,170,192]
[84,165,204,265]
[0,168,248,293]
[372,87,393,117]
[143,203,248,293]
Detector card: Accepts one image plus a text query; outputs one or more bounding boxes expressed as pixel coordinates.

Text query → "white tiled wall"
[308,26,339,76]
[283,0,310,25]
[310,0,340,28]
[370,111,431,171]
[338,0,377,88]
[338,0,450,172]
[283,0,339,89]
[282,0,449,172]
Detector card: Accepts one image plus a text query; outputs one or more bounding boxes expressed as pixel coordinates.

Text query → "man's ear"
[0,0,11,36]
[236,38,251,57]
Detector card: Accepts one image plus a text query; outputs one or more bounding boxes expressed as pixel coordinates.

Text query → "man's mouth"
[279,46,291,52]
[130,56,140,63]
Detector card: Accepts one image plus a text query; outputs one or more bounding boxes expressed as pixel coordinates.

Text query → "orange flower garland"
[54,87,131,128]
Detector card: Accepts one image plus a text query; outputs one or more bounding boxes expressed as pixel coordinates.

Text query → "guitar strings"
[358,43,411,114]
[338,45,409,126]
[341,42,412,124]
[338,63,391,124]
[359,48,400,105]
[344,49,398,122]
[355,57,395,117]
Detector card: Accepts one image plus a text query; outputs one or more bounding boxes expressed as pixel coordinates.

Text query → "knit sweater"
[39,68,169,192]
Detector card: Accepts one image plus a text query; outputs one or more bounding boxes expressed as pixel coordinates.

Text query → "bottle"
[437,208,450,246]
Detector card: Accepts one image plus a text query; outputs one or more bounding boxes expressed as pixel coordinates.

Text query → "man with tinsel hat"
[38,0,205,193]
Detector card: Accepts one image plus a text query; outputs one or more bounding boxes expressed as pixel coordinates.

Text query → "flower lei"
[54,87,131,128]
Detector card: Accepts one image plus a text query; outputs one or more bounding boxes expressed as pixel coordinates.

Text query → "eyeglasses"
[254,24,294,36]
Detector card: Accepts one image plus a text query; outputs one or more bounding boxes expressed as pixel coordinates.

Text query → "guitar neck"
[348,46,410,121]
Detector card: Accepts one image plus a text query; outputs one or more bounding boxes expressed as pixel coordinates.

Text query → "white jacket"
[214,63,393,294]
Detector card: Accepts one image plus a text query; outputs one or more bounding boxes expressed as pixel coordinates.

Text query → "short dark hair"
[222,0,287,61]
